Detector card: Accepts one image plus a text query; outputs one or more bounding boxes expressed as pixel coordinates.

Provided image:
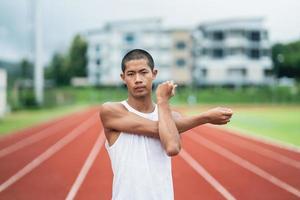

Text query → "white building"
[85,19,193,86]
[193,18,273,86]
[0,69,7,118]
[167,29,193,85]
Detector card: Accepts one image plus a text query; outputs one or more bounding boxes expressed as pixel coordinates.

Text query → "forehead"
[124,59,151,72]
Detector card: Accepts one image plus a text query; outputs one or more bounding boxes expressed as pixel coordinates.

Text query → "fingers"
[171,84,177,96]
[157,80,177,99]
[220,107,233,116]
[164,80,177,95]
[218,119,231,125]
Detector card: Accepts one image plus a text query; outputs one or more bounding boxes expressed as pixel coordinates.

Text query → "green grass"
[185,104,300,147]
[227,106,300,147]
[8,85,300,111]
[0,104,92,136]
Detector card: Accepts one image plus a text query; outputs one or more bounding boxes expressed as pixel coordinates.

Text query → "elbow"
[166,143,181,157]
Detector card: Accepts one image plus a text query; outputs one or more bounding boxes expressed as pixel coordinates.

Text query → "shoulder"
[99,102,127,118]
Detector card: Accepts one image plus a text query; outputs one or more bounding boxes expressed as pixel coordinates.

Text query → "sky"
[0,0,300,63]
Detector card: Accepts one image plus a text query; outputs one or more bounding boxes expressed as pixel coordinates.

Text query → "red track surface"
[0,108,300,199]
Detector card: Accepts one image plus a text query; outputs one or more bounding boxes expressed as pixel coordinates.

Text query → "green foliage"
[169,85,300,104]
[69,35,88,77]
[46,34,88,86]
[16,85,298,108]
[20,58,33,80]
[272,40,300,79]
[0,59,33,88]
[9,88,38,110]
[46,53,71,86]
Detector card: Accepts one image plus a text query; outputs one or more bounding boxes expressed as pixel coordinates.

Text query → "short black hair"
[121,49,154,72]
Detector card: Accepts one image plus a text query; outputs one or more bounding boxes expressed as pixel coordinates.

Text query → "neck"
[127,94,155,113]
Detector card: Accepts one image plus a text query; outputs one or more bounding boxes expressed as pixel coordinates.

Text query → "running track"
[0,107,300,199]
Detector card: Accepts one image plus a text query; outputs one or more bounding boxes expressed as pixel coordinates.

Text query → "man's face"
[121,59,157,98]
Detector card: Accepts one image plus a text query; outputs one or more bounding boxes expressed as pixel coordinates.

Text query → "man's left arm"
[172,107,233,133]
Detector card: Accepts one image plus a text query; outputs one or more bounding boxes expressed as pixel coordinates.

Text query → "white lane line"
[187,131,300,198]
[208,130,300,169]
[209,125,300,154]
[179,149,236,200]
[0,113,83,158]
[0,114,98,193]
[65,131,106,200]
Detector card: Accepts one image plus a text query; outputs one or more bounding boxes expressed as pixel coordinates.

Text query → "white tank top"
[105,100,173,200]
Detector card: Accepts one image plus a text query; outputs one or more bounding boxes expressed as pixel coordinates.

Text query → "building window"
[262,30,268,39]
[228,68,247,76]
[96,59,101,66]
[249,31,260,41]
[176,59,186,67]
[124,33,135,43]
[212,48,224,58]
[212,31,224,41]
[228,47,245,56]
[262,49,270,57]
[228,29,245,37]
[202,48,208,55]
[95,44,100,52]
[249,49,260,59]
[201,69,207,77]
[176,41,186,49]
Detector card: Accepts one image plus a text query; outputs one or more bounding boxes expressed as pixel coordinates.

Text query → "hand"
[156,81,177,103]
[203,107,233,125]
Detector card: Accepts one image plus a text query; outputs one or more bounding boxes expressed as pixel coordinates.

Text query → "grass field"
[183,104,300,147]
[8,85,300,111]
[1,100,299,148]
[0,104,90,136]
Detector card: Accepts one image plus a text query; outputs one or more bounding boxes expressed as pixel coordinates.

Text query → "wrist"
[200,112,211,124]
[156,97,169,105]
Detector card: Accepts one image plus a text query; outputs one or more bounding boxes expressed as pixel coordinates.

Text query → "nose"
[135,74,142,84]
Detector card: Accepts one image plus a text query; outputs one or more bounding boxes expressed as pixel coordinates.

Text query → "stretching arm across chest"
[99,102,231,138]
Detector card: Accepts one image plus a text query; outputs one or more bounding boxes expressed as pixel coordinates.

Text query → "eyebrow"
[126,68,149,73]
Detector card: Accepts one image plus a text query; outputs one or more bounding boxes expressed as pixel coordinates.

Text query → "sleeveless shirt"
[105,100,173,200]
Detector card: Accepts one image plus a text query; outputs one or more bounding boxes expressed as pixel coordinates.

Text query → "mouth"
[134,86,146,91]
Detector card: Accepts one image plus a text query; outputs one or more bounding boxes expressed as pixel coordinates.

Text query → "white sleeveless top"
[105,100,173,200]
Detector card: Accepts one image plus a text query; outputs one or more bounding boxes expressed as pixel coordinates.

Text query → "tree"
[272,40,300,79]
[46,34,88,86]
[68,34,88,77]
[20,58,33,80]
[47,53,70,86]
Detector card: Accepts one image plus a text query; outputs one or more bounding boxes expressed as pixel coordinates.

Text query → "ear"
[152,69,158,80]
[120,73,126,84]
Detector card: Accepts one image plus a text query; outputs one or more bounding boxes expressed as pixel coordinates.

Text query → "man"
[100,49,233,200]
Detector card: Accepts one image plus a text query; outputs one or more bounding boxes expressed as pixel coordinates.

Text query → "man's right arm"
[99,102,233,138]
[99,102,158,138]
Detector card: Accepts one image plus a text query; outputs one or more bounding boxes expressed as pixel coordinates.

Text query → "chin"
[133,91,148,98]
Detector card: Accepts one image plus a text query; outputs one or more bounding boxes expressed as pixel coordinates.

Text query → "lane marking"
[205,130,300,169]
[65,131,106,200]
[208,125,300,154]
[0,113,84,158]
[187,131,300,198]
[0,114,98,193]
[180,149,236,200]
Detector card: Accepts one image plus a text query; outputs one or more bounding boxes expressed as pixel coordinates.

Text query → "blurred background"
[0,0,299,146]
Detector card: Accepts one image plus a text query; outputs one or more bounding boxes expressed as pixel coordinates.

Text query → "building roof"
[198,17,265,31]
